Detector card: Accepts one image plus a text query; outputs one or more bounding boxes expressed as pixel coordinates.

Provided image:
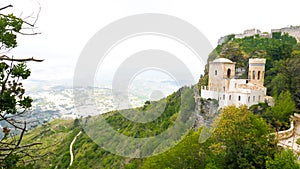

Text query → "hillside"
[21,87,199,169]
[18,32,300,169]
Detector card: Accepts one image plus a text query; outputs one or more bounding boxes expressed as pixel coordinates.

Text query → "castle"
[271,26,300,42]
[218,26,300,45]
[201,58,273,108]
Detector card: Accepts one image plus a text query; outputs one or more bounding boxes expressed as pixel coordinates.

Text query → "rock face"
[194,97,219,130]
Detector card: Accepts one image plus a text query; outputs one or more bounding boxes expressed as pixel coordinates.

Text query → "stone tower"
[248,58,266,86]
[208,58,235,92]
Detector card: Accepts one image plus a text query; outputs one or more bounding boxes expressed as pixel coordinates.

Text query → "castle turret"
[248,58,266,86]
[208,58,235,92]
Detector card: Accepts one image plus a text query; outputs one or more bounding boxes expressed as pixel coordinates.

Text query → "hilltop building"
[218,26,300,45]
[272,26,300,42]
[201,58,273,108]
[218,29,270,45]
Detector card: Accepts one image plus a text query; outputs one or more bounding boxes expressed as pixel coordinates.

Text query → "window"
[238,96,241,101]
[253,96,255,102]
[227,68,231,78]
[215,70,217,76]
[223,87,225,91]
[235,83,237,88]
[259,95,261,101]
[229,95,232,100]
[248,71,251,79]
[248,96,250,102]
[258,71,261,80]
[223,95,225,100]
[252,70,256,80]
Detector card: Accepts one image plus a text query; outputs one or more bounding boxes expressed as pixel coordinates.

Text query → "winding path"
[69,131,82,167]
[277,114,300,159]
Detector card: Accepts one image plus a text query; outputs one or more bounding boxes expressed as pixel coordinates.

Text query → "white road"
[68,131,82,168]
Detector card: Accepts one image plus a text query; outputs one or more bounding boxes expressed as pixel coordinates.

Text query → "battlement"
[249,58,266,64]
[271,26,300,42]
[218,26,300,45]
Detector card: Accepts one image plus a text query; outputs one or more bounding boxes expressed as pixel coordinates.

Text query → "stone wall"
[276,114,300,140]
[217,26,300,46]
[272,26,300,41]
[276,119,295,140]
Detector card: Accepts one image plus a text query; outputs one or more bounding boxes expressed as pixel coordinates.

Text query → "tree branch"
[2,122,26,162]
[18,32,41,35]
[0,114,24,130]
[0,55,44,62]
[0,5,13,11]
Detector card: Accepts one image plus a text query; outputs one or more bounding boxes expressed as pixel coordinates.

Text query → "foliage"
[266,91,296,130]
[0,13,23,49]
[0,5,40,168]
[297,138,300,145]
[249,101,270,115]
[23,87,199,169]
[104,89,183,138]
[141,129,204,169]
[266,149,300,169]
[22,97,299,169]
[205,106,277,169]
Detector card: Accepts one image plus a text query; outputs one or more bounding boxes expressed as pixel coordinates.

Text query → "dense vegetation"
[22,103,298,169]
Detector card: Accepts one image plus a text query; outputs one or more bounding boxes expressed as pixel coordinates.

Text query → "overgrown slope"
[21,32,300,169]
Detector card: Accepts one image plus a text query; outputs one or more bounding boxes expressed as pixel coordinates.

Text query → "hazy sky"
[2,0,300,85]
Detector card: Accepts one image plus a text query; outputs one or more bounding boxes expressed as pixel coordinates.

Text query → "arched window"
[258,71,261,80]
[229,95,232,100]
[253,96,255,102]
[215,70,217,76]
[252,71,256,80]
[227,68,231,78]
[238,96,241,101]
[248,96,250,102]
[223,95,225,100]
[248,71,251,79]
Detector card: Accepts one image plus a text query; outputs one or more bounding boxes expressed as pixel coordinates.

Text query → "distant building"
[201,58,273,108]
[218,29,271,45]
[218,26,300,46]
[271,26,300,42]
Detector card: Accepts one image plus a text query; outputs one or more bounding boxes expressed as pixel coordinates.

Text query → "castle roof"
[213,58,233,63]
[238,83,265,90]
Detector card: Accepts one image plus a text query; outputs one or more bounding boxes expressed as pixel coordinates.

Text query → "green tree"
[285,55,300,109]
[266,149,300,169]
[267,91,296,130]
[141,129,204,169]
[0,4,42,168]
[208,106,276,169]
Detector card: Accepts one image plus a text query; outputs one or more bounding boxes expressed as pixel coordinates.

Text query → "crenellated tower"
[208,58,235,92]
[248,58,266,86]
